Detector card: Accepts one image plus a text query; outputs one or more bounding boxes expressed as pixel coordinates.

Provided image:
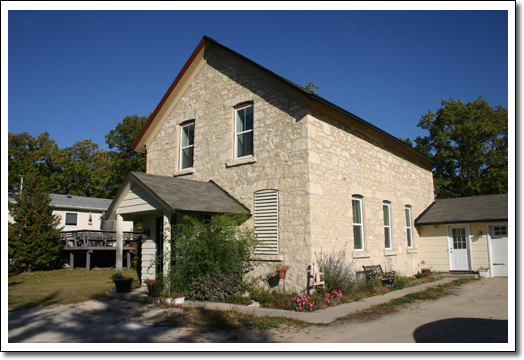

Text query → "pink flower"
[327,300,330,303]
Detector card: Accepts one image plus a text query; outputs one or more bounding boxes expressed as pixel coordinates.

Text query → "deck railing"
[59,230,142,248]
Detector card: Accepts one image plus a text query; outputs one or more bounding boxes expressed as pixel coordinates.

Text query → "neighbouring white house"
[9,192,135,270]
[8,191,133,232]
[416,194,508,278]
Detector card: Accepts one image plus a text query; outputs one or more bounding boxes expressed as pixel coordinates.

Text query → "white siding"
[117,185,162,214]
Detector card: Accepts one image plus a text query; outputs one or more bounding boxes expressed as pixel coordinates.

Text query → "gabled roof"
[415,194,508,226]
[132,36,433,167]
[105,172,250,218]
[8,191,112,212]
[49,194,113,212]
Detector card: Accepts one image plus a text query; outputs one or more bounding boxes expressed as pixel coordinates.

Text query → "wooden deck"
[59,230,142,271]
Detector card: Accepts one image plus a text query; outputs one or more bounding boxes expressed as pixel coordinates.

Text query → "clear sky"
[5,4,513,150]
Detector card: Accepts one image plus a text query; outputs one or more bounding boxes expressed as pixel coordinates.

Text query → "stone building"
[105,36,435,291]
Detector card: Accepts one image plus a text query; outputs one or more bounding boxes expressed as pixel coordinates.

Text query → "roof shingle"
[415,194,508,226]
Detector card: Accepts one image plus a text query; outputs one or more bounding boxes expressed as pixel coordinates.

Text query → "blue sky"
[5,5,513,151]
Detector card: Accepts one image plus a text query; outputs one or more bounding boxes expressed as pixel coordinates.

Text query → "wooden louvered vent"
[254,190,279,255]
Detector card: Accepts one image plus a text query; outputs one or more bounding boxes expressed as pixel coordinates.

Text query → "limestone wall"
[307,109,435,277]
[146,49,313,292]
[144,46,435,291]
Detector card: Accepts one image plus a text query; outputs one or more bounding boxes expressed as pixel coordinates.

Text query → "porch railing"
[59,230,142,248]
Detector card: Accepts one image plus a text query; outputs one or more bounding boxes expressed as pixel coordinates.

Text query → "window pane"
[354,225,363,250]
[383,204,390,226]
[407,228,412,247]
[181,147,193,169]
[352,199,361,223]
[405,208,411,226]
[181,123,194,147]
[385,227,391,248]
[236,106,253,133]
[65,213,77,226]
[237,131,253,157]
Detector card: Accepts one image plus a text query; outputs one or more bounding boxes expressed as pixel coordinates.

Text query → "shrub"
[187,272,245,302]
[152,212,257,295]
[225,294,253,305]
[317,245,358,293]
[250,289,289,308]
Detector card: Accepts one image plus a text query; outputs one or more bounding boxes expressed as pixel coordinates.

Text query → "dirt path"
[6,278,510,349]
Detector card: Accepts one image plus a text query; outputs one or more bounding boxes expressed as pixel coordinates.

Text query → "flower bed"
[224,273,443,312]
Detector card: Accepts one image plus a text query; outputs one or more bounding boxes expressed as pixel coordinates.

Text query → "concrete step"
[440,271,478,278]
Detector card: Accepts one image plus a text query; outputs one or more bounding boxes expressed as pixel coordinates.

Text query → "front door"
[448,226,471,271]
[489,225,508,277]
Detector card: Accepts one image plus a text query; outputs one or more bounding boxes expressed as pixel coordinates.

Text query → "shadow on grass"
[8,291,62,312]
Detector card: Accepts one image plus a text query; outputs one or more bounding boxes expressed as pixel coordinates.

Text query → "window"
[452,228,467,249]
[405,206,413,248]
[494,226,507,236]
[352,196,364,250]
[235,104,253,159]
[65,213,78,226]
[254,190,278,255]
[383,202,392,249]
[180,122,195,170]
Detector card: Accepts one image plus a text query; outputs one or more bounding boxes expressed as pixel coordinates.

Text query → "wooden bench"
[362,265,397,288]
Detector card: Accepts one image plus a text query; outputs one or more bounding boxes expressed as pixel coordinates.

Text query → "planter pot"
[166,297,185,304]
[479,269,490,278]
[114,278,133,293]
[277,270,287,279]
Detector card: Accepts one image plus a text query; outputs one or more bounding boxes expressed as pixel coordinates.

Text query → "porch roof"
[415,193,508,226]
[106,172,250,217]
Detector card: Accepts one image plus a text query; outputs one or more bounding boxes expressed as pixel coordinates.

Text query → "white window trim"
[234,104,254,160]
[65,212,79,227]
[383,202,392,250]
[352,197,364,251]
[179,122,195,171]
[405,206,413,248]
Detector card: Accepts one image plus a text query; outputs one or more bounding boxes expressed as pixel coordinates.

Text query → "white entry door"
[489,225,508,277]
[448,226,471,271]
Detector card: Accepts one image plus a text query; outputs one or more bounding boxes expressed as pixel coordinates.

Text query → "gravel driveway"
[6,277,511,350]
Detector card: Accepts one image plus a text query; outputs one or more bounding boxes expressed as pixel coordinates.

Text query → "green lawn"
[8,268,139,311]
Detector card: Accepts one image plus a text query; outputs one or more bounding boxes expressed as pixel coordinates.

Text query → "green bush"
[250,289,289,308]
[153,212,257,295]
[186,272,245,302]
[225,294,253,305]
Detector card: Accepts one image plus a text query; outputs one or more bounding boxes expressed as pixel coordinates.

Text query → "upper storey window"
[235,104,254,159]
[180,122,195,170]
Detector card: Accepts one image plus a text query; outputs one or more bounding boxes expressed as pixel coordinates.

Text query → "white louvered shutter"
[254,190,279,255]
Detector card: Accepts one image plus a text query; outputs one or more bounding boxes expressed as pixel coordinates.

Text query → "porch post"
[163,209,172,280]
[116,214,124,276]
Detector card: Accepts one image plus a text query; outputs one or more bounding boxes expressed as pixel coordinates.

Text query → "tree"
[52,140,115,198]
[8,172,63,271]
[414,96,508,199]
[105,114,148,196]
[8,132,60,193]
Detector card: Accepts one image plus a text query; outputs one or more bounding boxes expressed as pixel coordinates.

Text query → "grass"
[8,267,139,311]
[341,277,479,322]
[152,277,478,331]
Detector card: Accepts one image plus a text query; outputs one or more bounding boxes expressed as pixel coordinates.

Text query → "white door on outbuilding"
[489,225,508,277]
[447,225,471,271]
